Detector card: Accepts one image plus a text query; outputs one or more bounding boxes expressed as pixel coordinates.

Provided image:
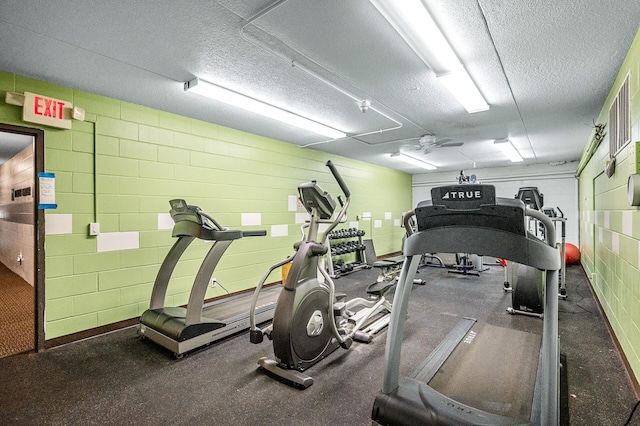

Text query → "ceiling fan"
[401,135,464,154]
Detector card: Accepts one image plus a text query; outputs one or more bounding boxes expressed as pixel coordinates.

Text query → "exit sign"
[23,92,72,129]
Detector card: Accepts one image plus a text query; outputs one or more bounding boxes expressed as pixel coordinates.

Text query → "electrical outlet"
[211,278,218,288]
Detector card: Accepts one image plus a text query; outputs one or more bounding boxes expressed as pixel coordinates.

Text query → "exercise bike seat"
[366,280,394,296]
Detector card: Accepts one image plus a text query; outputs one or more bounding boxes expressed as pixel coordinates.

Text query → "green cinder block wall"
[0,70,412,339]
[577,28,640,383]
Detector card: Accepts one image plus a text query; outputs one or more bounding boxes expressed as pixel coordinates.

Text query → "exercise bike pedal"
[339,336,353,349]
[249,329,264,344]
[352,330,373,344]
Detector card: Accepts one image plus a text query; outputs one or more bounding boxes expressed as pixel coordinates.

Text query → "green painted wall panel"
[96,155,139,177]
[97,304,141,327]
[73,289,120,316]
[96,135,119,156]
[119,213,159,232]
[46,149,93,173]
[139,160,174,179]
[96,116,138,140]
[46,234,96,256]
[577,29,640,383]
[46,298,74,321]
[55,193,94,214]
[175,132,204,151]
[46,313,98,339]
[139,124,174,146]
[191,118,220,139]
[46,274,98,299]
[73,251,120,274]
[46,256,74,278]
[73,90,120,118]
[121,103,159,127]
[120,283,154,305]
[0,70,411,343]
[97,175,120,194]
[94,214,119,233]
[98,268,143,291]
[0,103,21,122]
[158,110,192,133]
[53,171,73,192]
[72,131,94,153]
[72,118,95,134]
[119,248,159,268]
[72,173,94,194]
[158,146,190,165]
[45,130,72,151]
[120,139,158,161]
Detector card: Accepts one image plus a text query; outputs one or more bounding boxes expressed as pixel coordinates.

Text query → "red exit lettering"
[34,96,65,119]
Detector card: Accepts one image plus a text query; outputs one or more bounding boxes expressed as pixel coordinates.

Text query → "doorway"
[0,123,45,357]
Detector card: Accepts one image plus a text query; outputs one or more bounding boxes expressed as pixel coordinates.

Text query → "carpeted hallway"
[0,262,34,358]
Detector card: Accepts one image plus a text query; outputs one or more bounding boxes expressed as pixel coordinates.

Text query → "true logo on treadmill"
[442,189,482,200]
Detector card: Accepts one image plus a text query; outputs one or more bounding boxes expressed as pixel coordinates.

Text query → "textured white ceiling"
[0,0,638,174]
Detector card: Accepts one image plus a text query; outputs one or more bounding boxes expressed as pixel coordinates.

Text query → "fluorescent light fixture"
[391,152,437,170]
[494,138,523,162]
[369,0,459,75]
[438,71,489,113]
[369,0,489,113]
[185,78,346,139]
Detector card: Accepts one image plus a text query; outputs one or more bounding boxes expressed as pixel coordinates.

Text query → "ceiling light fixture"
[369,0,489,113]
[391,152,437,170]
[184,78,347,139]
[494,138,523,162]
[437,71,490,114]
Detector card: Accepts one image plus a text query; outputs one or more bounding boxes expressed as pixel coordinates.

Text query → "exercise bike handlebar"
[320,161,351,243]
[326,160,350,199]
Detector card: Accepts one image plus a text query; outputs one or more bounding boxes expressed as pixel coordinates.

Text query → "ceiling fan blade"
[440,141,464,148]
[435,137,453,144]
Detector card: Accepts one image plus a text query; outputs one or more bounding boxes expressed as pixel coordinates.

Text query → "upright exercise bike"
[249,160,393,388]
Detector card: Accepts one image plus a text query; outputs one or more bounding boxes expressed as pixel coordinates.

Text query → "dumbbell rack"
[326,228,369,278]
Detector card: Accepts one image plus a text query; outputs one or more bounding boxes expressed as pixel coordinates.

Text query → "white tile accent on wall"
[623,211,633,236]
[374,220,382,228]
[157,213,173,230]
[604,211,610,229]
[45,213,72,235]
[612,232,620,255]
[97,232,140,252]
[241,213,261,226]
[288,195,298,211]
[295,212,310,224]
[271,224,288,237]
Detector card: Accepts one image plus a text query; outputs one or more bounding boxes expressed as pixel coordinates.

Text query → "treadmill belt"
[202,286,280,321]
[428,323,541,421]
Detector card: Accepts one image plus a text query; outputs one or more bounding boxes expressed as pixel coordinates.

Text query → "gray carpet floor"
[0,260,637,425]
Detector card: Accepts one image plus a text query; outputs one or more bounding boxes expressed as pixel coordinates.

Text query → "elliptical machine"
[249,160,393,388]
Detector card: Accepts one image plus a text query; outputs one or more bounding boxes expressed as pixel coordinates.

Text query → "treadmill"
[371,184,562,425]
[139,199,281,358]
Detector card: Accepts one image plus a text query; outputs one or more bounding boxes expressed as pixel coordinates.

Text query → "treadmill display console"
[431,184,496,210]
